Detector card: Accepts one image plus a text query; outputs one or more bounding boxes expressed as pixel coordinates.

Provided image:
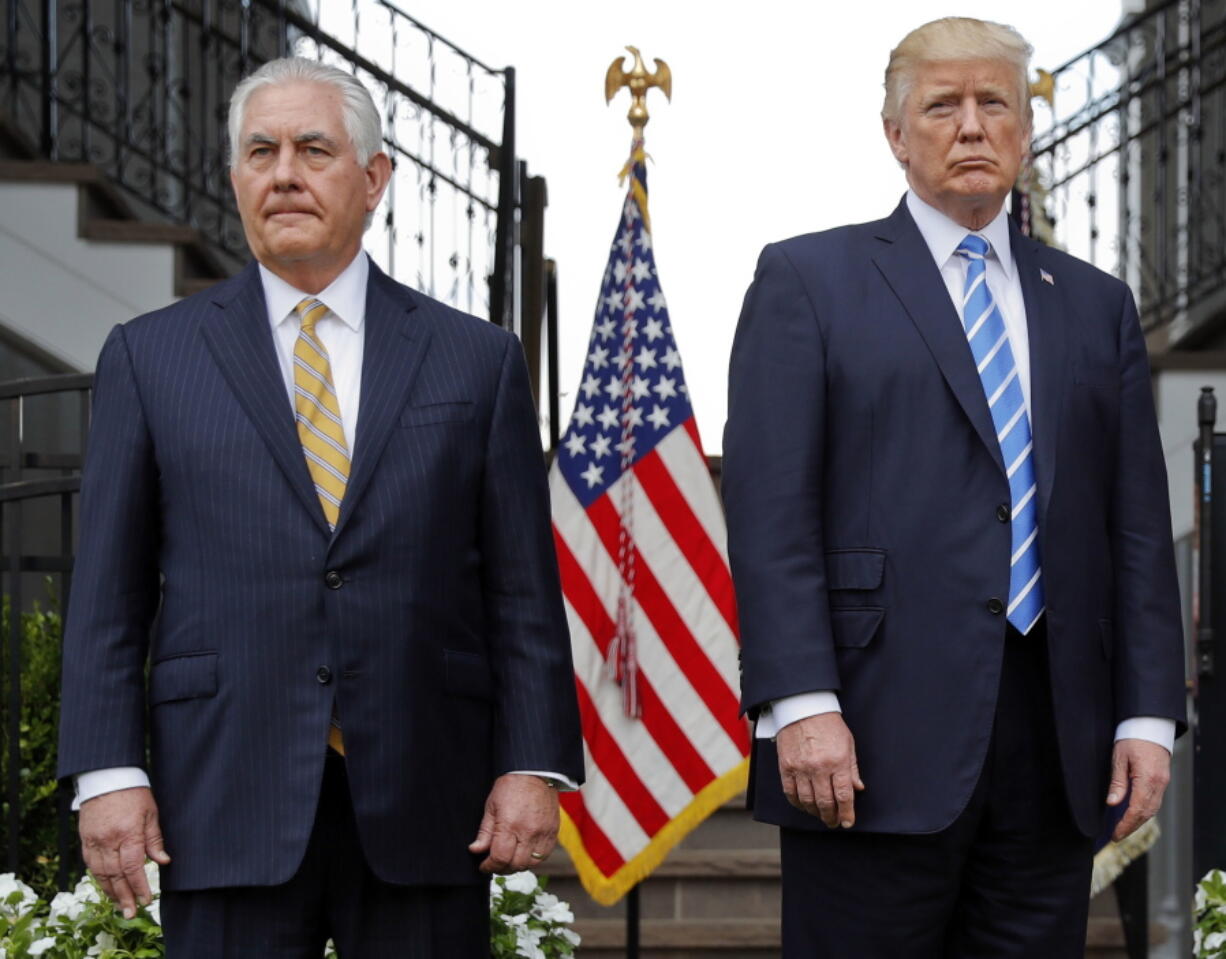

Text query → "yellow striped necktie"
[293,297,350,532]
[293,298,349,756]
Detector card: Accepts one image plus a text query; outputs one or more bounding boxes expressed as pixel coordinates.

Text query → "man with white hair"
[58,57,582,956]
[724,17,1186,957]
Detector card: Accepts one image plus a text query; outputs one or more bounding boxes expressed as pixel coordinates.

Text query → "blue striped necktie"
[956,234,1045,634]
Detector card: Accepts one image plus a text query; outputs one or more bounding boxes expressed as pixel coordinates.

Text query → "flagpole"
[626,882,641,958]
[604,47,673,953]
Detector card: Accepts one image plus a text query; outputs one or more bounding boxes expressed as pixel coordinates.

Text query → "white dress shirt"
[77,252,574,806]
[755,192,1174,755]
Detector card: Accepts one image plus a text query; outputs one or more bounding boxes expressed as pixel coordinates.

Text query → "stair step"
[81,218,200,246]
[563,916,1163,955]
[540,848,779,880]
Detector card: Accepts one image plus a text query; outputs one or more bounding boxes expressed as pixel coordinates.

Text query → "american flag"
[550,142,750,906]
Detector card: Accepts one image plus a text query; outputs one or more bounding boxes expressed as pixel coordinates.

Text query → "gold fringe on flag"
[1090,818,1160,897]
[559,757,749,906]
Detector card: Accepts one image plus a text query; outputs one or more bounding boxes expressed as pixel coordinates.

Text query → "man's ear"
[883,118,908,167]
[365,152,393,212]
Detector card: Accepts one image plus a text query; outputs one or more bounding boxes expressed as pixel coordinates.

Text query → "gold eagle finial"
[605,46,672,135]
[1030,68,1055,107]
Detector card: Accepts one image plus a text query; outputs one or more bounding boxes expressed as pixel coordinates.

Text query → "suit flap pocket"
[830,607,884,649]
[443,649,494,700]
[825,549,886,590]
[400,401,473,427]
[149,651,218,705]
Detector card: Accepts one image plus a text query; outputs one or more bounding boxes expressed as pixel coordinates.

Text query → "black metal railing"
[0,0,534,330]
[1029,0,1226,343]
[0,373,90,890]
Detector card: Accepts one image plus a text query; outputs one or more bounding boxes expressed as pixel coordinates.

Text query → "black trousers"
[780,621,1095,958]
[161,752,488,958]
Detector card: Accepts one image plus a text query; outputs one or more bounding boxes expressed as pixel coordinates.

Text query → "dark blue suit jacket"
[722,199,1186,838]
[58,259,583,891]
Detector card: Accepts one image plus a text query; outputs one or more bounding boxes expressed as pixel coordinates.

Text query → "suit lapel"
[201,263,332,537]
[1012,226,1066,520]
[872,201,1006,475]
[331,263,430,541]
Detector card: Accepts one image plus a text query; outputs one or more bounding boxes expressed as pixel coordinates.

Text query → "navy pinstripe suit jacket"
[58,258,583,891]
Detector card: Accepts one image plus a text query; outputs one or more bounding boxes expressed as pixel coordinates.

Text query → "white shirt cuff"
[508,770,580,792]
[73,767,151,811]
[1114,716,1176,754]
[754,691,842,739]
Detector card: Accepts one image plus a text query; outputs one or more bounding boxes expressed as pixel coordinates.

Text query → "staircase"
[0,114,235,373]
[541,796,1165,958]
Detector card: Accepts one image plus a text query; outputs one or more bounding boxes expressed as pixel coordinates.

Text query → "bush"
[0,867,580,957]
[0,588,70,899]
[1197,868,1226,958]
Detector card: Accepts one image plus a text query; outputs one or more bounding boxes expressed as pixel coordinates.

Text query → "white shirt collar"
[905,190,1015,281]
[259,252,369,331]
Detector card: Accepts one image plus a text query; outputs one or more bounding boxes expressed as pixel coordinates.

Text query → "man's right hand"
[775,712,865,828]
[78,786,170,918]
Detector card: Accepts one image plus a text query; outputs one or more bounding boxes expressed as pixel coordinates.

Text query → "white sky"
[387,1,1127,451]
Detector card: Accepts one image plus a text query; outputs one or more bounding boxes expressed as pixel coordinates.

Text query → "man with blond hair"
[58,57,582,956]
[724,17,1185,957]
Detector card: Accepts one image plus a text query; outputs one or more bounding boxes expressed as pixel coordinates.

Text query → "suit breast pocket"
[399,401,474,428]
[1073,362,1118,391]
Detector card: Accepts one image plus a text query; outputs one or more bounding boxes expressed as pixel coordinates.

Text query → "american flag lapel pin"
[1040,269,1054,286]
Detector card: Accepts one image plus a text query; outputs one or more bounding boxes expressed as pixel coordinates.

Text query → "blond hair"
[882,17,1033,127]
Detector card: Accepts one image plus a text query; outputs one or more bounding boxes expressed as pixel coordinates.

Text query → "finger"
[106,865,139,919]
[91,845,128,910]
[1112,802,1146,842]
[793,773,820,819]
[1106,749,1129,805]
[145,818,171,866]
[120,845,151,907]
[851,760,866,792]
[481,829,520,874]
[813,776,839,829]
[468,814,495,854]
[780,771,803,811]
[831,771,856,829]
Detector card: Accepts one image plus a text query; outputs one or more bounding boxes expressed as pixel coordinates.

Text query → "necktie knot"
[956,234,990,260]
[295,297,328,335]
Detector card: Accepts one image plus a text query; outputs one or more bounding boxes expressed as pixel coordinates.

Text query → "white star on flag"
[579,462,604,488]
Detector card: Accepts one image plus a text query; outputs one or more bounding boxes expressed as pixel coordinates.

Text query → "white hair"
[228,57,383,168]
[882,17,1034,128]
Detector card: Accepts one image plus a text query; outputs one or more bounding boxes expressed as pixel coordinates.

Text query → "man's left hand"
[468,774,559,873]
[1106,738,1171,842]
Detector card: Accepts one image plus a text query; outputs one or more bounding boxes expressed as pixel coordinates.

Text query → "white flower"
[532,891,574,925]
[502,871,538,895]
[144,860,161,897]
[1206,930,1226,951]
[1195,926,1204,953]
[0,873,37,917]
[147,897,161,926]
[50,889,86,922]
[1199,886,1210,912]
[514,924,546,959]
[73,876,102,903]
[559,927,581,947]
[28,938,56,956]
[88,931,117,956]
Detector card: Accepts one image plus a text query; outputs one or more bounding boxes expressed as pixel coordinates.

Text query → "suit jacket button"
[996,504,1011,522]
[987,597,1005,615]
[325,570,343,589]
[316,666,333,685]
